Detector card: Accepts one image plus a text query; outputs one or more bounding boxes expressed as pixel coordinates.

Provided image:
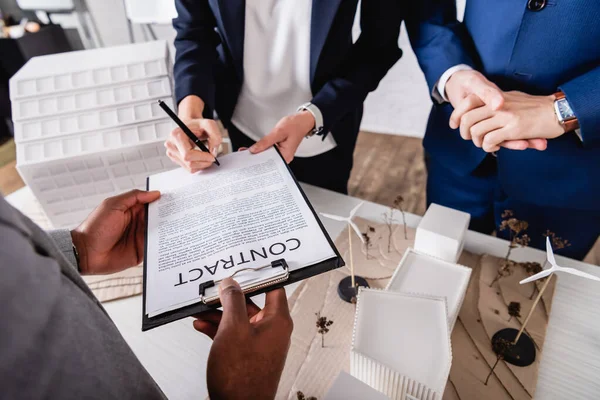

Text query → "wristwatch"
[553,91,579,132]
[297,103,325,138]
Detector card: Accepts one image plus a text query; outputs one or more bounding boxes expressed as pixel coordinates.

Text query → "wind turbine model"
[520,237,600,285]
[493,236,600,368]
[320,202,369,302]
[514,237,600,343]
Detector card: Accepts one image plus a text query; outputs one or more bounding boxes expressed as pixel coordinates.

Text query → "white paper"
[145,148,336,317]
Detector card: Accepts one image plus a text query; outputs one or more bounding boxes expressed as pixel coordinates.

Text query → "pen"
[157,100,220,166]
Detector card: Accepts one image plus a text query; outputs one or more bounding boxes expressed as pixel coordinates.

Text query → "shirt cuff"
[298,103,324,131]
[432,64,474,104]
[47,229,79,271]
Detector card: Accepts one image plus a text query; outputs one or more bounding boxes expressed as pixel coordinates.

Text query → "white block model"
[10,41,177,228]
[414,203,470,263]
[351,289,452,400]
[386,248,471,331]
[324,371,390,400]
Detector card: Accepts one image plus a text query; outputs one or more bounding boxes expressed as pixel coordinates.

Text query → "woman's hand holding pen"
[164,95,223,173]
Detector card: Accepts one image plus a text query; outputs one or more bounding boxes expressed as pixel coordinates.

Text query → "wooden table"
[6,184,600,399]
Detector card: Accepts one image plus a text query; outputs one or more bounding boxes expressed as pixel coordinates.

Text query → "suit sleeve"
[559,66,600,145]
[47,229,78,271]
[404,0,476,95]
[172,0,221,114]
[310,0,403,136]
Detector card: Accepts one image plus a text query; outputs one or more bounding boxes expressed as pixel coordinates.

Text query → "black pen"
[157,100,220,166]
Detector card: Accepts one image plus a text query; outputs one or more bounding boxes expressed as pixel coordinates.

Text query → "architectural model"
[324,371,389,400]
[414,203,470,263]
[386,248,471,330]
[10,41,177,227]
[351,289,451,400]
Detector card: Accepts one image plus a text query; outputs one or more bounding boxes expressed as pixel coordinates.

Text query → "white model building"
[414,203,471,263]
[351,289,452,400]
[386,248,472,331]
[10,41,177,228]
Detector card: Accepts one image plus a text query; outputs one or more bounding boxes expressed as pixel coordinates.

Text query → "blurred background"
[0,0,455,204]
[5,1,595,263]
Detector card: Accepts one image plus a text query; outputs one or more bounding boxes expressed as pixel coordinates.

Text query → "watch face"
[557,98,575,120]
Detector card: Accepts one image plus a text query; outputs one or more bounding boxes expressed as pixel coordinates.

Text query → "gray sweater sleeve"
[47,229,79,271]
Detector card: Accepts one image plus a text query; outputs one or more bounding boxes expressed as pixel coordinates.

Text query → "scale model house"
[386,248,472,331]
[10,41,177,228]
[350,289,452,400]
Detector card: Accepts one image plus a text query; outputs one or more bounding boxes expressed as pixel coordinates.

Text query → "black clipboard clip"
[198,259,290,305]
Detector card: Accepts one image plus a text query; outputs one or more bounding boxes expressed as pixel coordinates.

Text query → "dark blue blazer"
[173,0,402,150]
[407,0,600,211]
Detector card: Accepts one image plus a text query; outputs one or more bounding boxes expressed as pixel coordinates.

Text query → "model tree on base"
[315,312,334,348]
[490,210,531,287]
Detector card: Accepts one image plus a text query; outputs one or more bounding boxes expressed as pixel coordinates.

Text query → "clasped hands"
[445,70,565,153]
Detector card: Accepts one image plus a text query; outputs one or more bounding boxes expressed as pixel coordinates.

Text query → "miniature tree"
[382,195,408,253]
[485,337,514,385]
[545,230,571,252]
[507,302,521,322]
[521,261,543,299]
[297,391,317,400]
[394,196,408,240]
[316,312,334,348]
[490,210,531,287]
[362,231,373,260]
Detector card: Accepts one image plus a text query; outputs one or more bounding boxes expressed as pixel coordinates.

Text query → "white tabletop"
[7,184,600,399]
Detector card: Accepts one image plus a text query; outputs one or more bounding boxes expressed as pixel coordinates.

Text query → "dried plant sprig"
[485,337,514,385]
[508,302,521,322]
[519,262,541,298]
[315,312,334,348]
[297,391,317,400]
[491,210,531,287]
[490,259,516,287]
[520,261,544,299]
[394,196,408,240]
[382,195,408,253]
[362,231,372,259]
[544,230,571,250]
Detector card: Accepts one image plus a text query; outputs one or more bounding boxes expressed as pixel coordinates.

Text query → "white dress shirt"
[231,0,337,158]
[432,64,473,103]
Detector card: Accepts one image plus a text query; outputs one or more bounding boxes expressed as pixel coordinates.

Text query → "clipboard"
[141,148,344,331]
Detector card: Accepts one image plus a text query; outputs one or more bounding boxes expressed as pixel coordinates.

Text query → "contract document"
[142,147,342,330]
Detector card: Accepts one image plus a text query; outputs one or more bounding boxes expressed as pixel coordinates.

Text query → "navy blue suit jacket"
[173,0,402,149]
[407,0,600,211]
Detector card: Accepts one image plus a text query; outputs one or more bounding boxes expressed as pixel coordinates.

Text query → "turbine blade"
[349,202,365,218]
[350,221,365,244]
[546,236,557,267]
[520,270,553,284]
[558,267,600,282]
[319,213,347,222]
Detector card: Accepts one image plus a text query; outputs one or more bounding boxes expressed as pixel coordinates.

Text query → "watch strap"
[554,91,579,132]
[297,103,324,137]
